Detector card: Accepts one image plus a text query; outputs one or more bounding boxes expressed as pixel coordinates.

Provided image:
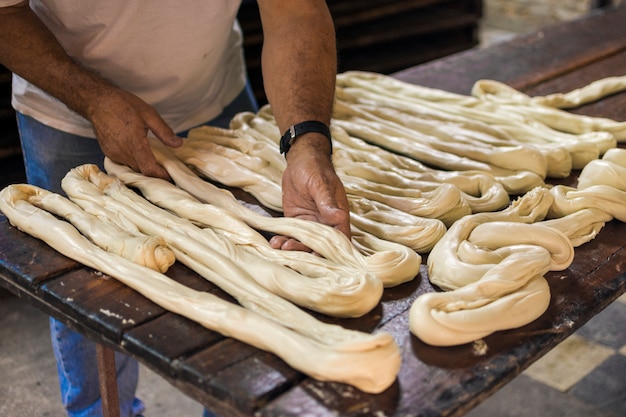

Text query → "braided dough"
[3,72,626,371]
[146,139,421,288]
[0,173,401,393]
[411,149,626,346]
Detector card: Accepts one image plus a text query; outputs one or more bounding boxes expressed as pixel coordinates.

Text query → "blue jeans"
[17,84,258,417]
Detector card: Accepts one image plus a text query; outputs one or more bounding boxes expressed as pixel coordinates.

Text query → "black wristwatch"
[279,120,332,156]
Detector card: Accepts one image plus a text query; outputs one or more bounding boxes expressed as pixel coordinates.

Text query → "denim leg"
[49,318,144,417]
[16,114,144,416]
[16,113,105,195]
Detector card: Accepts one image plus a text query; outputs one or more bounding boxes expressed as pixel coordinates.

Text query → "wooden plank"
[206,352,302,414]
[0,216,79,288]
[328,0,460,24]
[260,385,340,417]
[524,50,626,97]
[336,7,479,50]
[524,50,626,121]
[118,262,234,375]
[39,269,165,343]
[122,313,224,376]
[338,26,478,75]
[330,0,482,31]
[177,339,262,398]
[393,4,626,94]
[174,339,304,416]
[118,255,268,375]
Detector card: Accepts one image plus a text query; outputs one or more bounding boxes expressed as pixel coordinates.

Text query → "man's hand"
[88,87,182,180]
[269,133,351,252]
[258,1,349,251]
[0,2,182,181]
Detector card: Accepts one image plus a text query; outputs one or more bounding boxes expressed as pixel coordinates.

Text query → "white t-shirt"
[4,0,246,137]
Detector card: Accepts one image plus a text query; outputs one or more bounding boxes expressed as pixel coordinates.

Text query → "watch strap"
[279,120,332,156]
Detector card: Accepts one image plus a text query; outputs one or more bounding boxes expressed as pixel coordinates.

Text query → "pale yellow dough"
[411,188,574,346]
[412,149,626,346]
[0,176,401,394]
[0,184,174,273]
[4,71,626,362]
[141,139,421,288]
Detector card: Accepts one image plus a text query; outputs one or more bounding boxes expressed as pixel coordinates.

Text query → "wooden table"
[1,5,626,417]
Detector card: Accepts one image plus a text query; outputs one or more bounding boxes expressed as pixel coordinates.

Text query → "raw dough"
[0,180,401,394]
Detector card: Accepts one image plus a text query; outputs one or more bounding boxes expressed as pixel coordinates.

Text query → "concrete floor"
[0,294,203,417]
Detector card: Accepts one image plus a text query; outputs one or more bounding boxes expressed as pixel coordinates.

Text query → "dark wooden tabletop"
[1,5,626,417]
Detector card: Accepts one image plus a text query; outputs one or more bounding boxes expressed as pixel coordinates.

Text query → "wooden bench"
[1,4,625,417]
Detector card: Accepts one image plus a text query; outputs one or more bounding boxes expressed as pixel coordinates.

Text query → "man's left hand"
[269,135,351,252]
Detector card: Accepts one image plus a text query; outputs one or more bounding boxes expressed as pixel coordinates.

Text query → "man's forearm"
[257,0,337,139]
[0,2,116,120]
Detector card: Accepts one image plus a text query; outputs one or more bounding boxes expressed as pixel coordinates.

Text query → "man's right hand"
[0,1,181,181]
[88,87,182,180]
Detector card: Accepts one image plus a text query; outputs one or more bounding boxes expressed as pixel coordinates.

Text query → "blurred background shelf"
[238,0,483,104]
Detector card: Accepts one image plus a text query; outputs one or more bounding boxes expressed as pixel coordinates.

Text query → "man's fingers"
[144,109,182,148]
[159,134,183,148]
[269,235,288,250]
[139,161,171,181]
[132,140,171,180]
[283,239,315,253]
[269,235,312,253]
